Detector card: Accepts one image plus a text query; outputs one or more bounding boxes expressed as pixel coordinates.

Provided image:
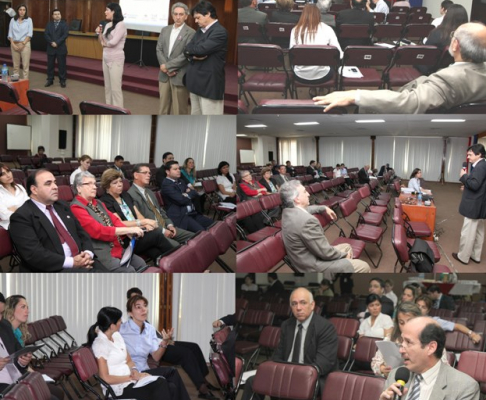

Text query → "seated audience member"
[70,171,146,272]
[0,163,28,229]
[316,0,335,27]
[409,282,425,297]
[333,163,342,178]
[121,295,216,399]
[433,0,454,27]
[379,317,479,400]
[360,278,394,317]
[242,274,258,291]
[367,0,389,15]
[99,169,173,262]
[377,164,388,177]
[419,4,468,74]
[33,146,48,168]
[313,22,486,113]
[156,152,175,187]
[87,307,172,399]
[70,154,92,185]
[161,161,213,233]
[415,295,481,343]
[111,155,125,177]
[3,295,65,400]
[242,288,338,400]
[216,161,237,204]
[393,0,410,7]
[384,279,398,307]
[427,284,455,310]
[336,0,374,48]
[400,284,418,305]
[315,162,327,180]
[238,0,267,24]
[180,157,205,213]
[239,170,268,198]
[280,180,370,277]
[269,0,300,23]
[274,165,291,187]
[285,161,296,177]
[271,160,279,175]
[266,273,285,296]
[358,165,371,184]
[306,160,322,181]
[259,167,279,193]
[408,168,432,194]
[9,169,99,273]
[289,5,342,95]
[128,164,194,247]
[317,278,334,297]
[358,294,394,338]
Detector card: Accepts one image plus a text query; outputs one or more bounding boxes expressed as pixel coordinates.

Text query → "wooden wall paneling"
[237,137,252,166]
[158,274,173,332]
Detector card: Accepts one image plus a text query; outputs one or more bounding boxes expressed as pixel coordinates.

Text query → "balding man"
[380,317,479,400]
[279,181,370,278]
[358,165,370,184]
[242,288,339,400]
[314,22,486,113]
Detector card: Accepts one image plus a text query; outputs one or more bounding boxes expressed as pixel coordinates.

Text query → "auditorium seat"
[58,185,74,202]
[237,234,288,273]
[445,330,485,353]
[235,325,281,370]
[348,336,379,373]
[27,89,73,115]
[209,351,234,398]
[321,371,385,400]
[408,12,431,24]
[393,201,432,238]
[237,199,280,243]
[0,227,12,261]
[208,221,235,272]
[0,81,31,114]
[266,22,295,48]
[386,12,408,25]
[330,317,359,339]
[402,23,434,42]
[238,22,266,44]
[252,361,319,400]
[457,351,486,393]
[79,101,131,115]
[237,309,274,342]
[19,371,52,400]
[373,24,403,44]
[2,383,33,400]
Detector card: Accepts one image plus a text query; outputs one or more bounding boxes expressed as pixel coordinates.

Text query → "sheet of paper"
[376,341,404,369]
[133,375,161,388]
[241,369,257,384]
[339,66,364,79]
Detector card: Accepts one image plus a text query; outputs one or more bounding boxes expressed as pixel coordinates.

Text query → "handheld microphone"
[392,367,410,400]
[462,162,468,172]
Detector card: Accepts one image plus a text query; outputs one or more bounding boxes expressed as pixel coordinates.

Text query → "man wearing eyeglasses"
[380,317,479,400]
[313,22,486,113]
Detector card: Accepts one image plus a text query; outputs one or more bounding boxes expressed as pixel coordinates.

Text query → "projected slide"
[120,0,171,33]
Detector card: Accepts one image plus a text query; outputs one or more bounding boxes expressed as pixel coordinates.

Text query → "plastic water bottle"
[1,64,8,82]
[417,192,423,206]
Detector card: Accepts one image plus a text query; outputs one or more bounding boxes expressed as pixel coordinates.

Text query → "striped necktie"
[145,192,166,228]
[407,374,423,400]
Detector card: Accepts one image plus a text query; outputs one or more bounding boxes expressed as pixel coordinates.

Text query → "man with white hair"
[279,180,370,278]
[366,0,389,15]
[316,0,335,27]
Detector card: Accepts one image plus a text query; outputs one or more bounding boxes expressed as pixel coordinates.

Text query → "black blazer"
[438,294,456,311]
[274,313,338,387]
[459,158,486,219]
[44,20,69,55]
[259,177,278,193]
[0,320,28,375]
[99,192,137,221]
[306,166,316,176]
[161,178,199,229]
[336,9,374,48]
[184,21,228,100]
[269,10,300,23]
[358,168,370,184]
[267,279,285,296]
[9,199,95,272]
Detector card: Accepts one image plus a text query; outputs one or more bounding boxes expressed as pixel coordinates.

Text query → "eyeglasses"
[81,182,97,187]
[137,171,151,175]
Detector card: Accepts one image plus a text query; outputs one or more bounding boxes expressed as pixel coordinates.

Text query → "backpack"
[409,239,435,273]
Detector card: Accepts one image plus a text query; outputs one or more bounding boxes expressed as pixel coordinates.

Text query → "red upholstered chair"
[236,298,249,311]
[237,234,288,273]
[248,301,271,311]
[372,12,386,23]
[237,199,280,242]
[0,81,31,114]
[391,6,410,12]
[235,356,244,394]
[385,46,441,89]
[209,351,234,399]
[408,12,431,23]
[3,384,33,400]
[330,317,359,339]
[237,309,274,341]
[428,308,454,319]
[339,46,394,90]
[337,24,373,46]
[456,311,486,330]
[266,22,295,47]
[238,43,291,105]
[19,372,52,400]
[27,89,73,114]
[235,325,281,370]
[402,23,434,41]
[252,361,320,400]
[0,227,12,260]
[445,330,485,353]
[373,24,403,44]
[386,12,408,25]
[57,185,74,202]
[288,45,341,97]
[457,351,486,394]
[208,221,235,272]
[79,101,131,115]
[331,3,350,11]
[238,22,266,43]
[348,336,379,373]
[321,371,386,400]
[394,200,432,238]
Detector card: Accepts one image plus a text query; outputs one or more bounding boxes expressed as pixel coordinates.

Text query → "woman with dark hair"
[0,163,28,230]
[120,296,213,399]
[400,284,417,304]
[216,161,237,204]
[259,167,279,194]
[180,158,205,213]
[358,294,393,338]
[289,4,342,95]
[87,307,170,399]
[7,3,32,79]
[408,168,432,194]
[95,3,127,107]
[241,274,258,291]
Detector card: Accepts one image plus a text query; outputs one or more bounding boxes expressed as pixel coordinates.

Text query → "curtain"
[319,137,371,168]
[445,137,469,182]
[279,137,316,166]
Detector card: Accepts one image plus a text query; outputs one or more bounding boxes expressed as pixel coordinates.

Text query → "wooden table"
[399,193,436,241]
[0,79,29,111]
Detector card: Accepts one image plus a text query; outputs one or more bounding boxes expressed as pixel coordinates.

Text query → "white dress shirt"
[358,312,394,338]
[416,359,441,400]
[0,184,28,229]
[288,312,313,364]
[372,0,389,14]
[169,23,185,56]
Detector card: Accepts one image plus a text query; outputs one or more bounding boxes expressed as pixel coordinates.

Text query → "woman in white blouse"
[289,4,343,90]
[216,161,237,204]
[408,168,432,195]
[0,163,28,229]
[358,294,393,338]
[86,307,171,399]
[70,155,92,185]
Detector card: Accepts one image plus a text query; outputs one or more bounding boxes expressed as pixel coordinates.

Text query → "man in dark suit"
[238,0,267,43]
[427,285,455,311]
[161,161,213,233]
[156,152,175,188]
[336,0,374,48]
[111,155,125,177]
[184,1,228,115]
[358,165,371,184]
[267,273,285,297]
[9,170,99,273]
[453,143,486,264]
[274,165,290,187]
[242,287,338,400]
[156,2,196,115]
[44,9,68,88]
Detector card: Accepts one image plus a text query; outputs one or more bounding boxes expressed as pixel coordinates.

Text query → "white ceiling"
[237,114,486,138]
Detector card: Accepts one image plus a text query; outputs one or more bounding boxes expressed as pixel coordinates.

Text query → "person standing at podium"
[44,9,69,88]
[7,4,32,80]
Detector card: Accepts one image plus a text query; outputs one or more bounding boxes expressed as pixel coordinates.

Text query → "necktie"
[407,374,423,400]
[145,192,166,228]
[291,324,303,363]
[46,205,79,256]
[54,21,59,30]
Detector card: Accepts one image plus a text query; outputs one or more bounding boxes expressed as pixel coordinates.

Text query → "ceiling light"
[431,119,466,123]
[236,134,248,137]
[293,122,320,126]
[355,119,385,123]
[244,124,267,128]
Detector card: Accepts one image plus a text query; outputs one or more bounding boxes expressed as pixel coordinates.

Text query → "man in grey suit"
[238,0,267,25]
[380,317,479,400]
[313,22,486,113]
[280,180,370,278]
[156,3,196,115]
[274,165,290,187]
[316,0,335,28]
[127,164,194,248]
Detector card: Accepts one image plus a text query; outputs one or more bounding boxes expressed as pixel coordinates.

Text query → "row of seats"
[1,372,52,400]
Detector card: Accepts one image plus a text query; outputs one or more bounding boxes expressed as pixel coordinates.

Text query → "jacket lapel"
[285,318,297,361]
[427,363,448,400]
[29,201,65,254]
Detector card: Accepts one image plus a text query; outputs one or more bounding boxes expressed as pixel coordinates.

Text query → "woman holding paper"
[357,294,394,338]
[86,306,171,399]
